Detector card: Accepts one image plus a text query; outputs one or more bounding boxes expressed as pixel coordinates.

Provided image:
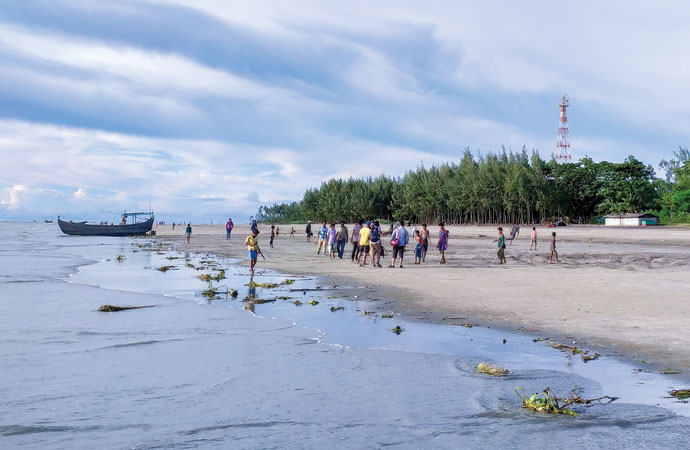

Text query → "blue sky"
[1,1,688,222]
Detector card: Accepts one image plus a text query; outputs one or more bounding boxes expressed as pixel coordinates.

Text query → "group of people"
[494,225,559,264]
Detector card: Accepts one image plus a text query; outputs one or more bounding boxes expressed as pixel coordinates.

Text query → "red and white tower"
[555,94,571,161]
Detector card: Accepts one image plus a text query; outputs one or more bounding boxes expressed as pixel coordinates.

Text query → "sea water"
[1,222,689,449]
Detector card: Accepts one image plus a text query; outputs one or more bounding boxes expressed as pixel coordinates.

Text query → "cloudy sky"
[1,1,688,222]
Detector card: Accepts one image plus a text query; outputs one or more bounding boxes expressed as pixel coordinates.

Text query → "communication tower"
[555,94,571,161]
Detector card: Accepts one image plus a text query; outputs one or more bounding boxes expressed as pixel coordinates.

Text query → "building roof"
[604,213,659,219]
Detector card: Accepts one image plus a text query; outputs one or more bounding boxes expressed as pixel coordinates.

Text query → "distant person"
[121,216,127,225]
[421,223,430,262]
[530,227,537,251]
[185,223,192,243]
[549,232,559,264]
[270,225,276,248]
[413,230,424,264]
[317,222,328,255]
[508,224,520,245]
[336,222,348,259]
[327,223,338,259]
[437,222,449,264]
[370,221,383,267]
[276,226,280,236]
[251,220,258,234]
[357,221,372,267]
[226,218,234,240]
[172,222,175,230]
[389,220,409,268]
[351,220,363,262]
[306,221,313,242]
[290,227,296,238]
[493,227,506,264]
[245,229,262,279]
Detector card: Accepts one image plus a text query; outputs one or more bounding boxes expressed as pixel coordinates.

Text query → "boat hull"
[57,217,154,236]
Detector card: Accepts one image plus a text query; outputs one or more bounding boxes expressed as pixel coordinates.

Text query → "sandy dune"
[157,223,690,369]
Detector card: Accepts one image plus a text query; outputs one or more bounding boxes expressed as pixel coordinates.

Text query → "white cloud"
[73,187,86,199]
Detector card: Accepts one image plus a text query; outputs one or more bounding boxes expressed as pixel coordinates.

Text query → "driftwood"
[98,304,154,312]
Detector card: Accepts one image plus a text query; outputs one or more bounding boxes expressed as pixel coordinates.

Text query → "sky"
[1,1,689,222]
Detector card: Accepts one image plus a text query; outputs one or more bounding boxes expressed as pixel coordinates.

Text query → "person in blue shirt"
[317,222,328,255]
[389,220,409,268]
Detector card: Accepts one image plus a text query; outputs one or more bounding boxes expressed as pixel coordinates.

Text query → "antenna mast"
[555,94,571,162]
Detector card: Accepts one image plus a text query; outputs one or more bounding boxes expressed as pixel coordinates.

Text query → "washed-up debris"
[201,287,218,299]
[391,325,404,335]
[248,281,279,289]
[670,389,690,401]
[98,304,154,312]
[198,270,226,282]
[548,341,584,354]
[115,253,126,261]
[293,300,303,306]
[381,313,394,319]
[477,362,509,376]
[156,265,175,272]
[448,322,473,328]
[516,387,577,416]
[282,279,295,285]
[361,311,377,316]
[532,337,549,342]
[308,300,319,306]
[660,369,682,375]
[330,306,345,312]
[272,296,293,301]
[166,256,182,260]
[581,353,600,362]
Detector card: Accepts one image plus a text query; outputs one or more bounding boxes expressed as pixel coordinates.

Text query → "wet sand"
[157,224,690,369]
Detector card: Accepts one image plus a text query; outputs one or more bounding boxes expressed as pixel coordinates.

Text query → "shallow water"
[2,222,690,449]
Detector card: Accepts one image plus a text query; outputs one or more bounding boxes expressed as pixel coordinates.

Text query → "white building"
[604,213,658,226]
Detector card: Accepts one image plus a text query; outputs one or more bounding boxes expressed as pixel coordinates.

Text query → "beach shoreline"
[156,223,690,372]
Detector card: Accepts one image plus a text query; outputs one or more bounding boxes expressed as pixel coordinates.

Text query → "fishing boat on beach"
[57,211,154,236]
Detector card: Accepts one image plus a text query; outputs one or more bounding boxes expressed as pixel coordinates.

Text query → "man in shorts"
[370,220,383,268]
[245,229,262,278]
[389,220,409,268]
[357,221,372,267]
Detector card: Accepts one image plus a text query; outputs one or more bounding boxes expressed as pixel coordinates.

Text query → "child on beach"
[328,223,337,259]
[413,230,424,264]
[549,232,559,264]
[185,223,192,243]
[245,229,262,278]
[493,227,506,264]
[421,224,430,262]
[290,227,295,238]
[275,227,280,236]
[530,227,537,250]
[305,221,312,242]
[270,225,275,248]
[436,222,449,264]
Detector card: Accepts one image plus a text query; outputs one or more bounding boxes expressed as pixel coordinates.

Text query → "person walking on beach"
[389,220,409,268]
[530,227,537,250]
[357,221,372,267]
[245,229,262,279]
[172,222,175,231]
[336,222,348,259]
[413,230,424,264]
[225,218,234,240]
[421,224,430,262]
[306,221,313,242]
[275,227,280,236]
[351,220,363,262]
[328,223,338,259]
[270,225,276,248]
[493,227,507,264]
[290,227,296,238]
[185,223,192,243]
[317,222,328,255]
[370,221,383,267]
[437,222,449,264]
[549,232,559,264]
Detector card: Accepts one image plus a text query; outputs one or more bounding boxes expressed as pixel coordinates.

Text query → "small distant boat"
[57,211,154,237]
[44,220,53,223]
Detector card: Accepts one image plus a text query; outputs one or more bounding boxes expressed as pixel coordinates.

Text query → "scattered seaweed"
[248,281,279,289]
[532,337,549,342]
[98,304,154,312]
[361,311,377,316]
[381,313,394,319]
[330,306,345,312]
[581,353,600,363]
[166,256,182,260]
[660,369,682,375]
[198,270,226,282]
[448,322,473,328]
[477,362,510,376]
[198,274,213,282]
[156,265,175,272]
[515,387,577,417]
[282,279,295,285]
[670,389,690,401]
[391,325,404,335]
[308,300,319,306]
[200,287,218,299]
[548,341,584,355]
[293,300,303,306]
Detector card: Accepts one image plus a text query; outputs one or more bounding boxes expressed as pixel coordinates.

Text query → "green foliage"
[258,150,683,224]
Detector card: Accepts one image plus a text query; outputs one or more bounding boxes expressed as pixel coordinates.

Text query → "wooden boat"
[57,212,154,236]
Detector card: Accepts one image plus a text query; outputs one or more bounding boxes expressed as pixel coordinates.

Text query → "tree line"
[256,147,690,225]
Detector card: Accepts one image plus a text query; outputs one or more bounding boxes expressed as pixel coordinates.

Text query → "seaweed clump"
[98,304,153,312]
[391,325,404,335]
[670,389,690,401]
[330,306,344,312]
[516,387,577,417]
[477,362,509,376]
[156,265,175,272]
[248,281,279,289]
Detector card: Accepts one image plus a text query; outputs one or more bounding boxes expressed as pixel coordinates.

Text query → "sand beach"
[158,223,690,369]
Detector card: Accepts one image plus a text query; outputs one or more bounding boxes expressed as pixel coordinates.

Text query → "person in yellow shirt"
[245,229,262,278]
[357,221,372,267]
